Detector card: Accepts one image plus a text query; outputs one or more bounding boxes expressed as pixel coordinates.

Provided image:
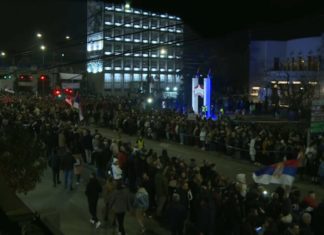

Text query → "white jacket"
[112,163,123,180]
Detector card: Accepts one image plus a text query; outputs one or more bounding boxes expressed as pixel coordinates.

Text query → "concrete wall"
[249,41,285,86]
[286,37,321,57]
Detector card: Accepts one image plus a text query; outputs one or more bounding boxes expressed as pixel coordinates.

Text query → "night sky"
[0,0,323,82]
[0,0,86,53]
[0,0,323,53]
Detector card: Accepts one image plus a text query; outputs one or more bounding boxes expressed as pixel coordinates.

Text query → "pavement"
[18,126,324,235]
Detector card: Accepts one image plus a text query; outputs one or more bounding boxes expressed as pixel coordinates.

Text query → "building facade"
[86,0,184,94]
[249,35,324,102]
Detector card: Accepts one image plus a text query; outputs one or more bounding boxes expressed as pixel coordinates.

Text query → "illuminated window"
[160,32,168,43]
[124,73,132,82]
[87,33,103,51]
[114,14,123,25]
[133,73,141,81]
[133,16,142,28]
[105,3,114,10]
[133,59,141,71]
[105,14,113,25]
[87,60,103,74]
[151,32,159,44]
[104,61,112,70]
[124,59,132,70]
[151,19,158,29]
[160,74,166,82]
[159,60,166,71]
[124,28,133,41]
[142,18,149,29]
[114,59,122,70]
[114,73,122,88]
[104,73,113,89]
[114,43,122,55]
[142,31,149,43]
[167,74,174,83]
[133,32,141,42]
[124,15,132,27]
[104,73,113,82]
[105,30,113,40]
[124,44,132,55]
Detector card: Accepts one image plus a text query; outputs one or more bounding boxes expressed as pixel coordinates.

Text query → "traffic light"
[19,75,33,81]
[53,89,62,98]
[0,74,12,80]
[39,75,47,81]
[63,88,73,95]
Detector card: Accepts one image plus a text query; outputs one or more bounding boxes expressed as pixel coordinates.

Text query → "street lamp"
[147,97,153,104]
[65,35,70,40]
[40,45,46,65]
[36,33,42,38]
[160,48,167,55]
[125,2,131,9]
[0,51,5,57]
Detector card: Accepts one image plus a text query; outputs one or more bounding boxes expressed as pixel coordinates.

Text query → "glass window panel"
[133,73,141,81]
[124,15,132,27]
[133,59,141,70]
[114,14,123,25]
[114,43,122,54]
[160,74,166,82]
[124,28,133,41]
[114,59,122,69]
[124,73,132,82]
[151,19,158,29]
[167,74,174,83]
[142,18,149,28]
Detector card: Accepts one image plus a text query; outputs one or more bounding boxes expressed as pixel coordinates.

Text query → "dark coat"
[85,178,102,200]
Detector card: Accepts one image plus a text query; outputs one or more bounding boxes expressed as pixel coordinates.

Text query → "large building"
[249,35,324,102]
[86,0,184,95]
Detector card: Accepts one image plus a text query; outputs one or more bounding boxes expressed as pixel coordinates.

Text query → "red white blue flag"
[252,159,299,186]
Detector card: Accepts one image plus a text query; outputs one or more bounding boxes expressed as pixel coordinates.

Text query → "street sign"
[310,99,324,133]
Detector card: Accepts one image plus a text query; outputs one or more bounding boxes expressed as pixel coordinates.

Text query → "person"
[61,147,76,191]
[136,135,145,150]
[112,158,123,180]
[102,176,116,224]
[133,184,149,233]
[108,180,131,235]
[85,172,102,229]
[48,148,61,187]
[167,193,186,235]
[73,153,83,185]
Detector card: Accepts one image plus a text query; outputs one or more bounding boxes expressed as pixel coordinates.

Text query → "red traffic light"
[40,75,46,81]
[63,88,73,95]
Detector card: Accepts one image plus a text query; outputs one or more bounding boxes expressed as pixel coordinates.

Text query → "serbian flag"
[65,96,73,107]
[252,159,299,186]
[73,93,84,121]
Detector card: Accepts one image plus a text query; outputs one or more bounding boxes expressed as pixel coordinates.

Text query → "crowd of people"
[1,93,324,235]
